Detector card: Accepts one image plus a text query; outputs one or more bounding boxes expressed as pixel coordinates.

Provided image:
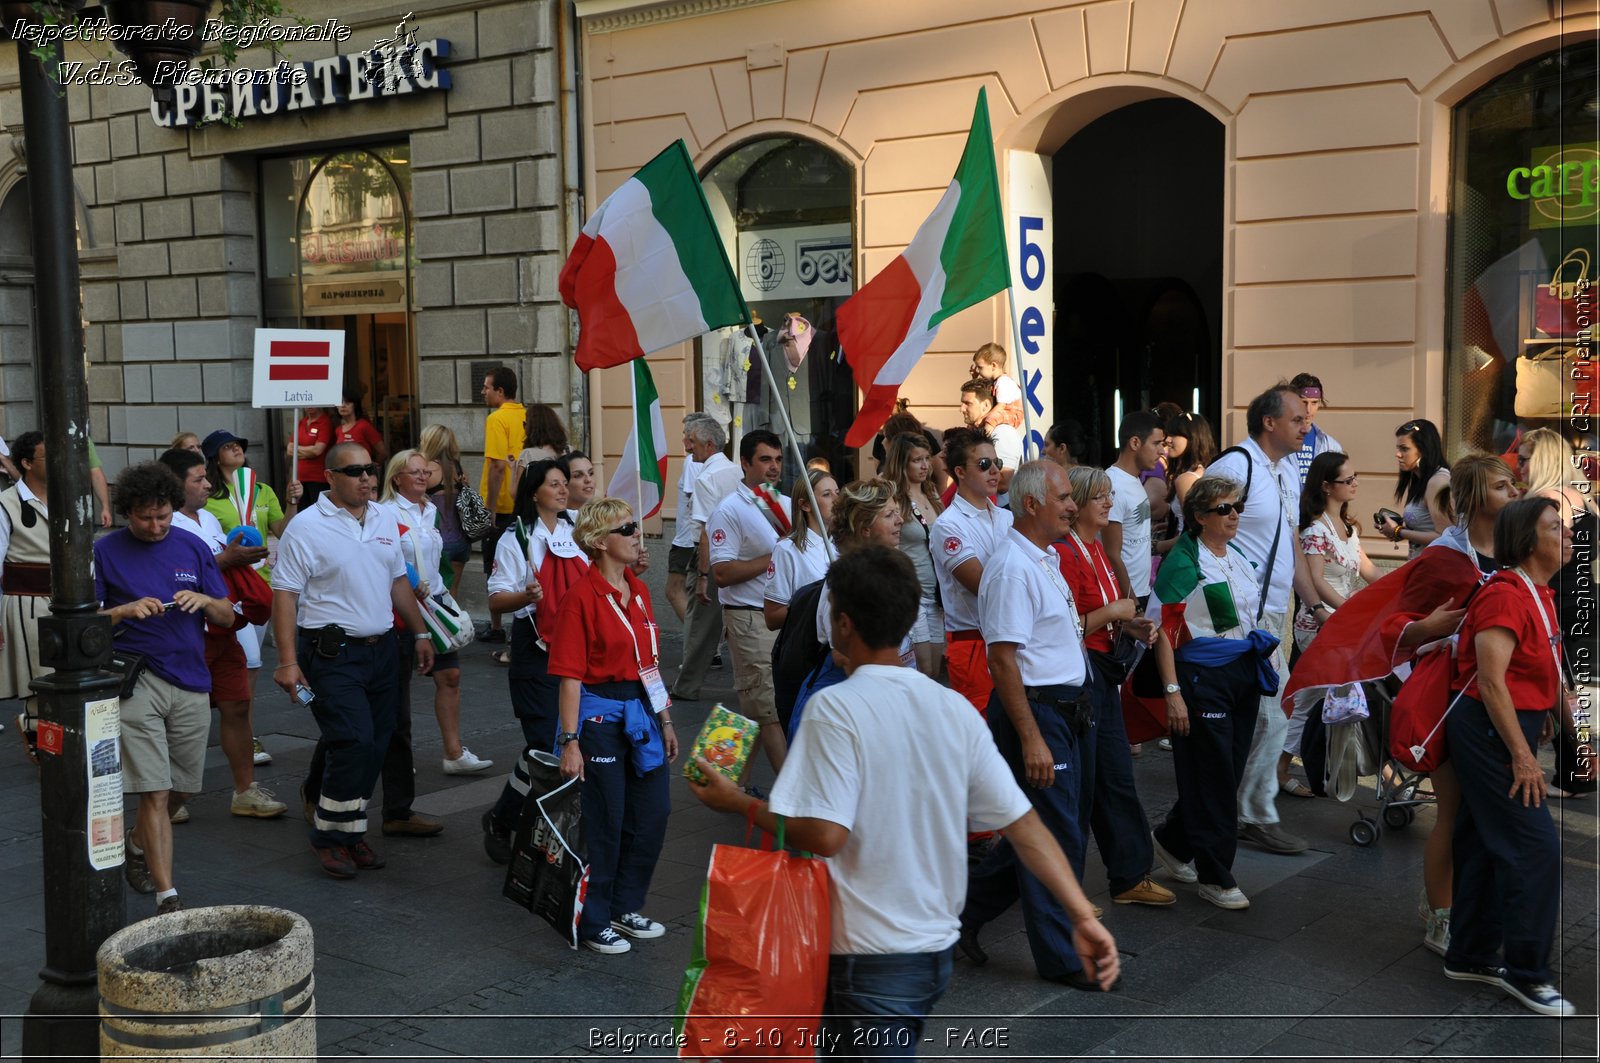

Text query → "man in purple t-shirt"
[95,462,233,917]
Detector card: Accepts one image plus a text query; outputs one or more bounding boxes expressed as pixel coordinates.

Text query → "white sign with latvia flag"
[251,328,346,408]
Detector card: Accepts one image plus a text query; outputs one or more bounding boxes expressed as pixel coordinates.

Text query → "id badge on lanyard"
[605,594,670,713]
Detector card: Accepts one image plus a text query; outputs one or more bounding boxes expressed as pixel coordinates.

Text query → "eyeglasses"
[608,521,639,537]
[1331,474,1359,486]
[329,463,381,478]
[974,457,1004,472]
[1200,502,1243,517]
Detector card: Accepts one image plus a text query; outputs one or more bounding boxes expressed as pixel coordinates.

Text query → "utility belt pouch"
[1059,693,1093,738]
[314,624,347,659]
[107,649,148,700]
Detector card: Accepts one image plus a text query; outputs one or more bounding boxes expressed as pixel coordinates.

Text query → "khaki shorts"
[120,670,211,795]
[722,606,779,727]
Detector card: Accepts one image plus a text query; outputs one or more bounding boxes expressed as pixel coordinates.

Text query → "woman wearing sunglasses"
[1293,453,1380,654]
[380,450,489,778]
[1147,476,1281,910]
[550,498,676,955]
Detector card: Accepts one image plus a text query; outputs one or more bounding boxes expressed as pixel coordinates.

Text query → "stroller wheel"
[1383,804,1415,830]
[1349,817,1378,847]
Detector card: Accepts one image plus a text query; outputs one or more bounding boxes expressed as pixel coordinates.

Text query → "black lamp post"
[13,23,124,1063]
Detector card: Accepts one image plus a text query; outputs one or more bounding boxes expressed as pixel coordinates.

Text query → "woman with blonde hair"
[418,423,471,592]
[379,449,489,777]
[789,480,908,735]
[882,432,945,676]
[763,468,838,632]
[1515,427,1596,798]
[552,497,676,955]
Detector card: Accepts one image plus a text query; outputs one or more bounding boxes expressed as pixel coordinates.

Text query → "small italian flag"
[605,358,669,520]
[560,140,749,372]
[839,87,1010,447]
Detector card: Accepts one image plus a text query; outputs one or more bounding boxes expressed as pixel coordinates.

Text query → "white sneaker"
[1152,833,1198,883]
[442,748,494,774]
[612,912,665,939]
[1157,738,1172,751]
[1198,883,1250,910]
[169,805,190,824]
[231,783,288,818]
[583,927,632,954]
[252,737,272,766]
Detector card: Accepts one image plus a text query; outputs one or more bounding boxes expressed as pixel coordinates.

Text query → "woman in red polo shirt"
[1443,497,1582,1016]
[551,497,678,956]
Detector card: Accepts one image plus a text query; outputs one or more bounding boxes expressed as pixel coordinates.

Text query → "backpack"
[771,578,828,734]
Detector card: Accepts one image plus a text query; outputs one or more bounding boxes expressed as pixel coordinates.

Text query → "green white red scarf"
[228,467,257,530]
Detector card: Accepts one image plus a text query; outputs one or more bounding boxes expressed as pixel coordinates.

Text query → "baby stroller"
[1315,681,1432,846]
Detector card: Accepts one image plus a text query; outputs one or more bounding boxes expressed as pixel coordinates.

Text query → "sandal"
[492,649,511,666]
[1280,777,1316,799]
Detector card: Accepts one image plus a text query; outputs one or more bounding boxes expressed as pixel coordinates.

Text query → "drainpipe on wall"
[555,0,586,448]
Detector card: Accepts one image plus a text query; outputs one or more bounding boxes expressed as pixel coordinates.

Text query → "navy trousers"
[576,715,670,942]
[302,632,400,848]
[304,659,416,823]
[1445,695,1561,983]
[962,685,1085,979]
[490,616,563,830]
[1085,654,1154,895]
[1153,653,1257,889]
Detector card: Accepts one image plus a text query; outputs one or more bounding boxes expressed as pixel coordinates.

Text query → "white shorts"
[909,597,944,646]
[236,623,265,670]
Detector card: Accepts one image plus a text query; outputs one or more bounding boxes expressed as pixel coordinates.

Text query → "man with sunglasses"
[931,429,1014,715]
[1206,383,1321,857]
[272,442,437,879]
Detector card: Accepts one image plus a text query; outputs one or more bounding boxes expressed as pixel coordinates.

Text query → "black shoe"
[1051,968,1122,993]
[482,811,511,865]
[1443,959,1507,987]
[711,653,724,668]
[479,627,506,644]
[955,922,987,966]
[1502,976,1576,1017]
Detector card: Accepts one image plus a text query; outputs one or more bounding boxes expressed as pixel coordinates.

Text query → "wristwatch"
[1163,683,1182,695]
[556,731,580,746]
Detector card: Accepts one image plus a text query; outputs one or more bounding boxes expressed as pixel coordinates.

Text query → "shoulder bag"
[455,475,494,541]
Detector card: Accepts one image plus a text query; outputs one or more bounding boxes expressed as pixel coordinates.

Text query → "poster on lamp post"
[251,328,346,408]
[85,695,124,871]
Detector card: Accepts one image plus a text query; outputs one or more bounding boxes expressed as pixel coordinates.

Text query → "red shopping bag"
[676,815,830,1060]
[1389,639,1475,773]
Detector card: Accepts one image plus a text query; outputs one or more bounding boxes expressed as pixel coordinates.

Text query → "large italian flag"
[605,358,670,520]
[838,88,1010,447]
[560,140,749,372]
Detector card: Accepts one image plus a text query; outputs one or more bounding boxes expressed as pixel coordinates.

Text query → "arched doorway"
[0,179,36,434]
[260,145,417,460]
[699,137,856,484]
[1051,98,1223,452]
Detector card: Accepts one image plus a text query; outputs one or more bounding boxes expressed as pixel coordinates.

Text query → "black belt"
[1024,683,1087,704]
[298,627,388,645]
[1023,682,1092,737]
[722,604,761,612]
[586,679,647,701]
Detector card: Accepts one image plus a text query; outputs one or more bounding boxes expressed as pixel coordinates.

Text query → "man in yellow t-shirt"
[479,366,525,642]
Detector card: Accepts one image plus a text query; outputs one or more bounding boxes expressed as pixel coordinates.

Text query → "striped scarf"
[228,467,257,531]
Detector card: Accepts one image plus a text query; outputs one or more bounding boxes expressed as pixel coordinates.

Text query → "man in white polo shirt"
[961,460,1109,991]
[271,442,436,881]
[1207,383,1317,857]
[672,417,740,701]
[707,429,790,773]
[930,429,1013,714]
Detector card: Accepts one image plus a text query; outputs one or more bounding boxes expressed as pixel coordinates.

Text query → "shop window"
[699,138,856,482]
[1447,42,1598,466]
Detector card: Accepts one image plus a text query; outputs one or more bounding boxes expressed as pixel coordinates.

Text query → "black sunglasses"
[329,463,381,478]
[609,521,639,537]
[1201,502,1243,517]
[975,456,1005,472]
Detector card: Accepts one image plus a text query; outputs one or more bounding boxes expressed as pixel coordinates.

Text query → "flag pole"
[1002,285,1036,461]
[630,359,644,519]
[743,323,835,563]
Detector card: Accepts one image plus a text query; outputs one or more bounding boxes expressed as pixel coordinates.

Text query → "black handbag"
[107,648,148,700]
[455,479,494,541]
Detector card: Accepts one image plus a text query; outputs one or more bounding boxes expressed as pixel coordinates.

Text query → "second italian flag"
[839,88,1010,447]
[605,358,669,520]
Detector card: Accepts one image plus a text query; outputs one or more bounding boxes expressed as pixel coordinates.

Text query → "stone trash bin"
[97,905,316,1060]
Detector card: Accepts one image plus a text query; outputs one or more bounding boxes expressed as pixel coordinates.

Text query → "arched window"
[1447,42,1598,459]
[699,137,856,481]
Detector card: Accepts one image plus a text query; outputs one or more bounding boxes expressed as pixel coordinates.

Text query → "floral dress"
[1294,514,1365,651]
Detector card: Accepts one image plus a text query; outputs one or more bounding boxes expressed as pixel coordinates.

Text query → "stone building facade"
[0,0,578,484]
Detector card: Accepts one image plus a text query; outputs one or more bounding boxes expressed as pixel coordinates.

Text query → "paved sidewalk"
[0,536,1595,1060]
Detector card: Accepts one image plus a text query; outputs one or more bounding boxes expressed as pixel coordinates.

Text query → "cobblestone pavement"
[0,535,1595,1060]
